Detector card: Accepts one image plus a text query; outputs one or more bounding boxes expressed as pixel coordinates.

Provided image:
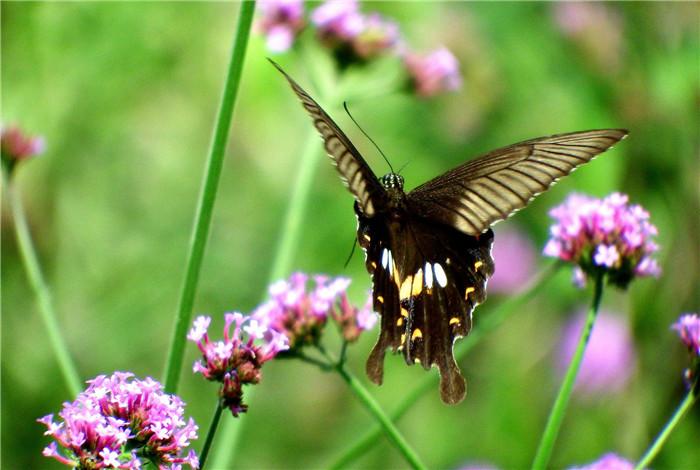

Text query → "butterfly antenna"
[397,161,410,175]
[343,237,358,269]
[343,101,395,174]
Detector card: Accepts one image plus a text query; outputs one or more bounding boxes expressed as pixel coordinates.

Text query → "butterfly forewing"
[407,129,628,235]
[269,59,386,216]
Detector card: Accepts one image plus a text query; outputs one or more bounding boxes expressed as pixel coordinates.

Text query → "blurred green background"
[2,2,699,469]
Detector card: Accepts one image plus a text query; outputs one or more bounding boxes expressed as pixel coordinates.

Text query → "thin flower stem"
[634,380,699,470]
[328,263,561,469]
[162,0,256,394]
[317,348,427,470]
[3,173,82,396]
[199,400,224,470]
[532,271,605,470]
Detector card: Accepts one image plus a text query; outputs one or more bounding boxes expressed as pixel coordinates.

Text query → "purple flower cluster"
[569,453,634,470]
[38,372,198,469]
[558,309,636,396]
[1,125,45,172]
[311,0,399,61]
[257,0,462,97]
[543,193,660,288]
[188,313,288,416]
[248,272,377,349]
[673,313,700,357]
[256,0,305,53]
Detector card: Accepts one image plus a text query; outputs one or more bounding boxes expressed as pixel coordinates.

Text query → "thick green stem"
[162,0,256,393]
[635,380,698,470]
[329,263,560,469]
[317,348,426,470]
[532,271,605,470]
[4,173,82,396]
[198,400,224,470]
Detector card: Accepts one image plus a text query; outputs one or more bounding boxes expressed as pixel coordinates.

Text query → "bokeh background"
[2,1,699,468]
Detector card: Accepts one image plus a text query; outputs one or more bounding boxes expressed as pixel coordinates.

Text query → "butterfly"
[270,59,628,404]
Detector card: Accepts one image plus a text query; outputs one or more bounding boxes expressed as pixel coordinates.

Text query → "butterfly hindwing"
[407,129,628,235]
[269,59,386,216]
[358,204,494,404]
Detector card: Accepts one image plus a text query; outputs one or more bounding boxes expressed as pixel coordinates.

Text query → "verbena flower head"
[569,452,634,470]
[543,193,660,288]
[403,47,462,97]
[38,372,199,469]
[188,313,288,416]
[249,272,377,349]
[672,312,700,385]
[256,0,305,53]
[558,309,635,396]
[1,125,45,173]
[489,226,537,294]
[312,0,399,65]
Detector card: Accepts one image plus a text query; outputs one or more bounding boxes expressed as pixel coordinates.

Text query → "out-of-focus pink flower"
[553,2,623,72]
[38,372,199,469]
[256,0,305,53]
[543,193,660,288]
[558,309,636,396]
[311,0,399,63]
[489,226,537,294]
[189,312,288,416]
[403,47,462,97]
[568,452,634,470]
[1,125,45,172]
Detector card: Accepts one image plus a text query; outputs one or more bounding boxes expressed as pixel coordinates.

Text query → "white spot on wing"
[433,263,447,287]
[381,248,389,269]
[424,262,433,288]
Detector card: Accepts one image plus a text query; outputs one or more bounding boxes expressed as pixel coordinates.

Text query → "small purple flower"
[673,313,700,357]
[188,312,288,416]
[543,193,660,288]
[489,226,537,294]
[558,309,636,396]
[256,0,305,53]
[38,372,199,469]
[312,0,364,42]
[352,13,400,59]
[403,47,462,97]
[569,452,634,470]
[1,125,45,172]
[249,272,377,348]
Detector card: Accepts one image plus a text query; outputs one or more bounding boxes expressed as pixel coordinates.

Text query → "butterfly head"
[380,173,404,191]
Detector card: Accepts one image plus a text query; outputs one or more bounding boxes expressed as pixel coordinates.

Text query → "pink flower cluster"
[188,313,288,416]
[1,125,45,172]
[256,0,462,97]
[256,0,305,53]
[38,372,199,469]
[543,193,660,288]
[248,272,377,349]
[673,313,700,358]
[569,452,634,470]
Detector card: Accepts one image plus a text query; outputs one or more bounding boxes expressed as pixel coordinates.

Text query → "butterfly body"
[270,59,627,404]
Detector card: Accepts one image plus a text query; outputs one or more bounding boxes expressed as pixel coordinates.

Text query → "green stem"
[634,380,699,470]
[199,400,224,470]
[267,127,323,282]
[162,0,256,394]
[532,271,605,470]
[328,263,560,470]
[317,348,427,470]
[3,172,82,396]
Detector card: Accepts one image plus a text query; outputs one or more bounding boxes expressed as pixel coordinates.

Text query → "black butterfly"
[270,60,627,404]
